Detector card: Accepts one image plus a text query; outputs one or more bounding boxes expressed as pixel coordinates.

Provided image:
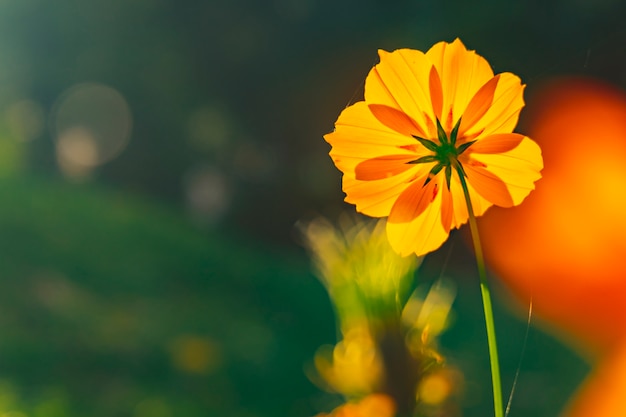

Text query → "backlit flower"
[324,39,543,256]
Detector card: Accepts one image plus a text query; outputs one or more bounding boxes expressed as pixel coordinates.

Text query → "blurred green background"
[0,0,623,416]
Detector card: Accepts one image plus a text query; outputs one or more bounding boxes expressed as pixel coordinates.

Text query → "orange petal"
[364,49,435,137]
[469,133,524,154]
[440,182,453,231]
[465,134,543,206]
[343,166,429,217]
[464,164,514,207]
[429,65,443,121]
[325,102,422,173]
[461,72,525,139]
[388,175,438,224]
[368,104,424,137]
[426,38,494,130]
[355,155,419,181]
[459,75,500,136]
[386,175,450,256]
[447,169,493,228]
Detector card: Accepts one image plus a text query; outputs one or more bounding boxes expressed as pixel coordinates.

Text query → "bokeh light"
[563,342,626,417]
[50,83,132,179]
[183,165,231,227]
[479,77,626,356]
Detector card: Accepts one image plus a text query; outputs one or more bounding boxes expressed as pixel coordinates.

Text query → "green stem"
[455,164,503,417]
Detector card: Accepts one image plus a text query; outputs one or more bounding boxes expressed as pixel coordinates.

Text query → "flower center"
[409,118,475,189]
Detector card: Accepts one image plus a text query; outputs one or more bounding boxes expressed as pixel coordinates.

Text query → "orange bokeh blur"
[479,77,626,357]
[563,342,626,417]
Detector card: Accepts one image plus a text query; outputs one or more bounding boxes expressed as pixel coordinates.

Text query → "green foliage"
[0,177,333,417]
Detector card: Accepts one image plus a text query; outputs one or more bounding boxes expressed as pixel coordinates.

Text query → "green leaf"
[424,163,444,185]
[436,118,448,144]
[450,117,462,145]
[413,136,439,152]
[409,155,438,164]
[457,140,476,155]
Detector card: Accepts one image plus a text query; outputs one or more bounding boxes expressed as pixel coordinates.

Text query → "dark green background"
[0,0,622,415]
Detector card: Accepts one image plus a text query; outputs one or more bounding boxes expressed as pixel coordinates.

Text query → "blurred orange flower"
[479,78,626,357]
[324,38,542,256]
[315,393,396,417]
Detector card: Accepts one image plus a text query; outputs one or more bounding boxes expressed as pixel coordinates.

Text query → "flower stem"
[455,164,503,417]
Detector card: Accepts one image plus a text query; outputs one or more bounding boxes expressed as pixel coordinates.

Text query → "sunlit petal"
[386,175,450,257]
[426,38,494,130]
[355,155,420,181]
[463,72,525,139]
[365,49,435,137]
[458,75,500,136]
[325,102,422,173]
[368,104,425,137]
[343,166,429,217]
[448,173,492,228]
[464,164,514,207]
[466,134,543,205]
[388,175,438,223]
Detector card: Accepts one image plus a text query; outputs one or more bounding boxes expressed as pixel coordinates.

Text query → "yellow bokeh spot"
[170,335,220,374]
[417,372,452,405]
[314,325,384,396]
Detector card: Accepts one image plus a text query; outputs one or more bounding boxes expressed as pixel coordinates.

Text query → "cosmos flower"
[324,39,543,256]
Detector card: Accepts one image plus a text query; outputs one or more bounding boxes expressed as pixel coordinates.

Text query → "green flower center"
[410,118,475,189]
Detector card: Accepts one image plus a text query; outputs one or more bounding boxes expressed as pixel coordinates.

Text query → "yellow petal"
[426,38,494,131]
[365,49,435,137]
[447,171,493,228]
[355,155,419,181]
[440,180,453,232]
[458,74,500,136]
[343,166,427,217]
[464,163,515,207]
[462,72,526,139]
[465,134,543,206]
[386,175,451,256]
[388,175,438,223]
[325,102,421,173]
[368,104,424,137]
[429,65,444,121]
[467,132,524,153]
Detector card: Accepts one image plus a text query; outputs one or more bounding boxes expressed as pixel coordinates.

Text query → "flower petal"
[364,49,435,137]
[426,38,494,131]
[429,65,444,121]
[355,155,419,181]
[325,102,422,173]
[462,72,526,139]
[464,163,514,207]
[386,175,450,256]
[440,182,453,231]
[458,74,500,136]
[447,171,493,228]
[343,167,428,217]
[388,175,438,223]
[465,134,543,206]
[368,104,424,137]
[467,132,524,153]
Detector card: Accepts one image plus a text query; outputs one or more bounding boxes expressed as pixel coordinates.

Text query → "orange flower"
[315,393,396,417]
[324,39,543,256]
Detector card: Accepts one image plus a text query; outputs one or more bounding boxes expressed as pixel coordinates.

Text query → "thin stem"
[455,163,503,417]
